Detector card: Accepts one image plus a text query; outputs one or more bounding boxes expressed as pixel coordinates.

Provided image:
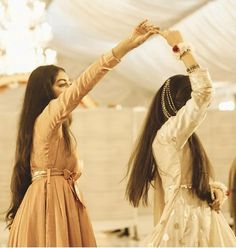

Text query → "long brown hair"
[6,65,72,228]
[126,75,213,207]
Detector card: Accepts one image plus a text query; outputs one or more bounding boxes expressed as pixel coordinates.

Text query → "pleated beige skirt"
[8,176,96,247]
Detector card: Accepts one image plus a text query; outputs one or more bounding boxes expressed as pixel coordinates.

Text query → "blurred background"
[0,0,235,246]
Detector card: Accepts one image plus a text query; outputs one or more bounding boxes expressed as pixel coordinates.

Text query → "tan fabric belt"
[31,168,81,182]
[31,168,84,207]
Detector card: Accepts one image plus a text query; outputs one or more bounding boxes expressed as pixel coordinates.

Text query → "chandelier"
[0,0,57,78]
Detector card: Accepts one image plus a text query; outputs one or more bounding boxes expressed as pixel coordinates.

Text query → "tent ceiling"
[1,0,235,108]
[42,0,236,105]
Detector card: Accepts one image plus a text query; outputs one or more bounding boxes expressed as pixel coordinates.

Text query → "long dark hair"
[6,65,72,228]
[126,75,213,207]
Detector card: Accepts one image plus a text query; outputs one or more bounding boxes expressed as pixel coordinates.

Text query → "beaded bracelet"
[210,181,229,205]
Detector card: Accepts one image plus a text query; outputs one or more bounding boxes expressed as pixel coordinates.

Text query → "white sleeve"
[156,69,214,149]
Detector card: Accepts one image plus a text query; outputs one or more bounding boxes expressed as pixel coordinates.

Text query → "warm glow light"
[45,48,57,64]
[218,101,235,111]
[0,0,57,76]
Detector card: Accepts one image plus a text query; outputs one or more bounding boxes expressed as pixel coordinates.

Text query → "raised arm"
[156,30,214,149]
[36,20,160,139]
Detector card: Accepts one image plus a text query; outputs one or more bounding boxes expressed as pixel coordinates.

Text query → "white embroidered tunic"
[144,69,236,246]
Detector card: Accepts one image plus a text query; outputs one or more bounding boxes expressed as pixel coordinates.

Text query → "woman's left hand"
[209,188,224,213]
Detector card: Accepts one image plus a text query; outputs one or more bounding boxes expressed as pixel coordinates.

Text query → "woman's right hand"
[112,20,159,59]
[159,30,184,47]
[126,20,160,49]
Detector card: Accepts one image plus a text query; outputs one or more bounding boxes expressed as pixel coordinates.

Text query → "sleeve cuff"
[102,50,121,69]
[189,68,213,90]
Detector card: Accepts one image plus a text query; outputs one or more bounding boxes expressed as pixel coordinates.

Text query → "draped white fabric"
[42,0,236,106]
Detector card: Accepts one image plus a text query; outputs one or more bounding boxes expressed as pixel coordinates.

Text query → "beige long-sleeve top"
[30,51,120,173]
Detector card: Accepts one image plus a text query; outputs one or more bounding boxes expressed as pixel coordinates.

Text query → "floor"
[1,214,234,246]
[0,215,153,247]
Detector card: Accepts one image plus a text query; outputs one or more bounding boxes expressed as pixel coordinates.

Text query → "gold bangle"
[186,64,200,73]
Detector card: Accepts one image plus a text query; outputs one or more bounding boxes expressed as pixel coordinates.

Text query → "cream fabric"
[144,69,236,246]
[8,51,120,247]
[45,0,236,106]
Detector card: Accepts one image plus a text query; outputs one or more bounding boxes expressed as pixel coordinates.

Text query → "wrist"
[112,38,132,59]
[172,42,191,60]
[210,181,229,202]
[210,181,228,193]
[180,51,199,69]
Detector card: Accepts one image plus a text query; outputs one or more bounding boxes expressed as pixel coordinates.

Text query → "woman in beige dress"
[5,20,159,247]
[126,30,236,246]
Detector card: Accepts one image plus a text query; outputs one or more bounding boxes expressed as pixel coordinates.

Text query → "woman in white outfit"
[126,30,236,246]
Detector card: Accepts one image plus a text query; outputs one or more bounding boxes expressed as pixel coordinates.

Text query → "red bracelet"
[172,42,192,60]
